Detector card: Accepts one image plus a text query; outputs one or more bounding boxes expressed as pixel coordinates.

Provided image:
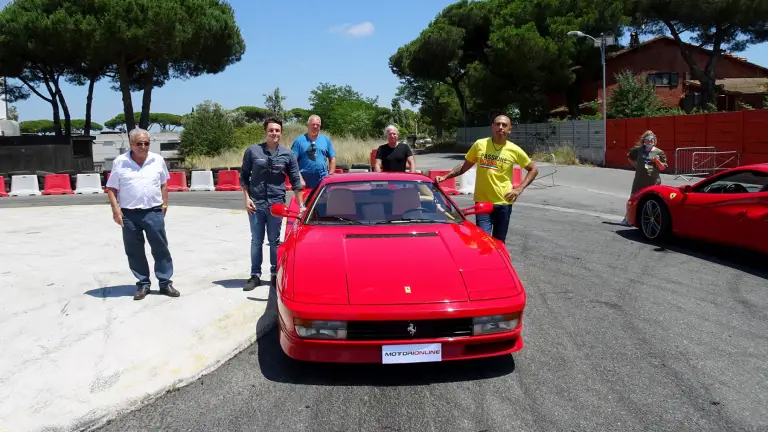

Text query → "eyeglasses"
[307,142,317,161]
[134,141,150,147]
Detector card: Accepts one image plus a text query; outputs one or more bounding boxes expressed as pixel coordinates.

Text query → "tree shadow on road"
[615,228,767,281]
[254,283,517,386]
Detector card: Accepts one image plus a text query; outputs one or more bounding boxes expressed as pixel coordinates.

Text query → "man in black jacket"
[240,118,304,291]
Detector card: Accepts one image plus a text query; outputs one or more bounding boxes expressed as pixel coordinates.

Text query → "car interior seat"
[325,188,357,219]
[392,187,421,216]
[361,203,387,221]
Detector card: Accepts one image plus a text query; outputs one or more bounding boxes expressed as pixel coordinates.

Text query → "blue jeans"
[249,208,283,277]
[475,204,513,242]
[121,207,174,288]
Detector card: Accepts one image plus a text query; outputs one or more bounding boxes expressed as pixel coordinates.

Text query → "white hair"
[307,114,321,124]
[129,127,150,143]
[384,124,398,136]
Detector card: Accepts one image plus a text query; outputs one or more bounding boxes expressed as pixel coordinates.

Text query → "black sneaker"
[244,277,260,291]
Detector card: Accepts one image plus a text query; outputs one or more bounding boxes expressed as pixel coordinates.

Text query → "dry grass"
[531,145,592,166]
[183,123,382,169]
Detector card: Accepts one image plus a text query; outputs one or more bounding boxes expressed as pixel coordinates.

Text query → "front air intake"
[345,232,438,239]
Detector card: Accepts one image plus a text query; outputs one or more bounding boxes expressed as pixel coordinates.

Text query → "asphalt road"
[82,193,765,432]
[4,164,766,432]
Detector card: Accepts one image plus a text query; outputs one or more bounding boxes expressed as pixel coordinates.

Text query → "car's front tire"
[638,196,671,242]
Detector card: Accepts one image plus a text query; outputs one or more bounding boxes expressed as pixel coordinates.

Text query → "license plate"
[381,343,442,364]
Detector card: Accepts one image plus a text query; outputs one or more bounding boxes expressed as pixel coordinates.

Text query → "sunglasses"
[307,142,317,161]
[134,141,150,147]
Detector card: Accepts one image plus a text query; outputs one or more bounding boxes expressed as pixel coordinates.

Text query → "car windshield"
[304,180,464,225]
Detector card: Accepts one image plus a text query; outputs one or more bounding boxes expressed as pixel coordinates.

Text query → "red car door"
[675,191,749,246]
[675,170,766,248]
[741,192,768,254]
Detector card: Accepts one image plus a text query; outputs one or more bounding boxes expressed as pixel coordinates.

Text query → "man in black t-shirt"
[374,125,416,172]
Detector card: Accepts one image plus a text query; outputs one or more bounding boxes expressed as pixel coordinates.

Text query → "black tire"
[637,196,671,242]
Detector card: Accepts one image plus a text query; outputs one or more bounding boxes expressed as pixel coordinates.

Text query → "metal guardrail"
[692,151,740,176]
[532,153,558,187]
[674,146,740,180]
[674,146,714,180]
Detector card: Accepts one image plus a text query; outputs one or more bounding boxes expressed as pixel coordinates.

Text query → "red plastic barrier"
[428,169,459,195]
[370,149,377,167]
[513,166,523,188]
[167,171,188,192]
[215,170,241,191]
[42,174,73,195]
[0,175,7,197]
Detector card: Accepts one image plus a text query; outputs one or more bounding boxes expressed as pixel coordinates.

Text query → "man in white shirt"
[106,128,179,301]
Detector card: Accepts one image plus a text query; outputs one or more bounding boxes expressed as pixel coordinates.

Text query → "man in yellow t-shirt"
[435,115,539,241]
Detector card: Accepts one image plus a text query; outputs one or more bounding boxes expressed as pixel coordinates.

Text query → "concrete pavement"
[0,205,280,432]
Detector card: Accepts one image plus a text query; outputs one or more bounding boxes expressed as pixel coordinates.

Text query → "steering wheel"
[400,207,430,218]
[724,183,748,194]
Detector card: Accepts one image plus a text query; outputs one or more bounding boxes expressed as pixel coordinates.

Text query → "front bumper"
[276,294,526,364]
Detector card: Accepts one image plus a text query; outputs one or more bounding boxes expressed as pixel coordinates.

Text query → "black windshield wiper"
[376,218,446,224]
[318,216,363,224]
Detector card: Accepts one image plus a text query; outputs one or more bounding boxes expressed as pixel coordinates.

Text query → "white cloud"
[329,21,375,38]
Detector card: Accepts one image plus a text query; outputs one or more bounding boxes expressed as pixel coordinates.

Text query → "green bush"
[233,123,264,149]
[178,101,237,158]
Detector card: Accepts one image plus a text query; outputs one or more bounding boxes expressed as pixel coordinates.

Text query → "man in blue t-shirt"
[291,114,337,188]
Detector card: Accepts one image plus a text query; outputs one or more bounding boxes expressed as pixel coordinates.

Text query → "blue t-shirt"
[291,133,336,179]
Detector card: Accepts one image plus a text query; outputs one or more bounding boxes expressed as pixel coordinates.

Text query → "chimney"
[629,32,640,48]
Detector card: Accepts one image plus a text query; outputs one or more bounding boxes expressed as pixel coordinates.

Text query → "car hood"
[289,223,523,305]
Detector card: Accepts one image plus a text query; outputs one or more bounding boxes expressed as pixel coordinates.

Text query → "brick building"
[548,35,768,118]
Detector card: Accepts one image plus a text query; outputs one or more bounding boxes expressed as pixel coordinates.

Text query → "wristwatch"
[162,204,168,209]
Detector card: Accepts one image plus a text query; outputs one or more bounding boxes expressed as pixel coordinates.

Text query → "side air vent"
[345,232,438,239]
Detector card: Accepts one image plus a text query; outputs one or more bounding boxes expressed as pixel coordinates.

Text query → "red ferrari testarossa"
[269,171,527,364]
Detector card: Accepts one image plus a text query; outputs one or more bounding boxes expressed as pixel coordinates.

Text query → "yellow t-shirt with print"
[465,138,532,205]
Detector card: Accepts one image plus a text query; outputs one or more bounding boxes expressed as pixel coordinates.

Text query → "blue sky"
[4,0,768,129]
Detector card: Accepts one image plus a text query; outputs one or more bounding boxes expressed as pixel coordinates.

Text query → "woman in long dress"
[623,130,668,225]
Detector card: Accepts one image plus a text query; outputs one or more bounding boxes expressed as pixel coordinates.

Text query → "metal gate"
[691,150,740,176]
[674,146,740,180]
[674,147,714,180]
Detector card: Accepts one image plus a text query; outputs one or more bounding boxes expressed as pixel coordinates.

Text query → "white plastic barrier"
[189,170,215,191]
[74,173,104,194]
[458,166,476,194]
[9,175,41,196]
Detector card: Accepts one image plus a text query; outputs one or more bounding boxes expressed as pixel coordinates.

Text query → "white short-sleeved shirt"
[106,151,170,209]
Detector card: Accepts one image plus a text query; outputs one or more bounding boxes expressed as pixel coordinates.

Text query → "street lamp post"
[568,30,609,154]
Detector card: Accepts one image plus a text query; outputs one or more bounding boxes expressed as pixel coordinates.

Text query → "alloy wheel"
[641,199,663,239]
